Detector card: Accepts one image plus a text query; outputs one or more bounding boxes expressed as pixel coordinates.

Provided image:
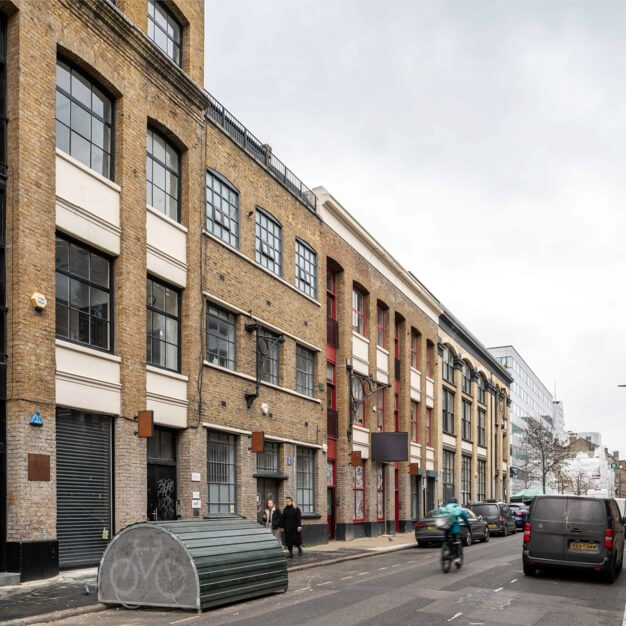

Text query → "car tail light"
[416,522,425,529]
[604,528,613,549]
[523,522,531,543]
[499,514,503,524]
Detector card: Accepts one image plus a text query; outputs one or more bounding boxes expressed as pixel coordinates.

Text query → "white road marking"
[378,567,388,570]
[341,575,353,580]
[357,572,368,576]
[318,581,332,586]
[408,559,416,563]
[510,578,518,583]
[294,586,312,593]
[170,618,199,625]
[494,587,503,592]
[391,564,401,567]
[448,613,463,622]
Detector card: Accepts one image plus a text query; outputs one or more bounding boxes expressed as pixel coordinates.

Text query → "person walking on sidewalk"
[281,496,303,558]
[262,498,282,545]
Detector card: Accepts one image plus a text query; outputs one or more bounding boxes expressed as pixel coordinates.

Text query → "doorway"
[327,459,336,538]
[147,427,177,521]
[256,478,279,524]
[394,467,400,533]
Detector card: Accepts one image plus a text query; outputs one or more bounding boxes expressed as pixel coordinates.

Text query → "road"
[42,534,626,625]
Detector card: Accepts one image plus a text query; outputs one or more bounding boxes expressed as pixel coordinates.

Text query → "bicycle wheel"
[455,543,464,569]
[441,543,452,573]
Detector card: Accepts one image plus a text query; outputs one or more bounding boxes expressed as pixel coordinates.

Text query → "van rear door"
[528,497,566,561]
[562,497,606,564]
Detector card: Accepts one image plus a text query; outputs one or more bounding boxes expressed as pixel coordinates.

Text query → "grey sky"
[204,1,626,452]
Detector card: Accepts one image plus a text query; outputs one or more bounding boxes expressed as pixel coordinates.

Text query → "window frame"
[477,459,486,501]
[462,399,472,442]
[442,449,455,503]
[296,447,315,514]
[376,464,385,521]
[257,326,280,386]
[55,233,113,352]
[478,408,486,446]
[146,275,181,373]
[326,269,337,320]
[410,330,420,370]
[295,344,315,397]
[376,303,387,348]
[146,127,181,222]
[477,376,486,404]
[442,345,455,384]
[147,0,182,66]
[56,58,114,180]
[353,463,365,522]
[352,376,364,426]
[295,238,318,299]
[410,400,418,443]
[205,168,240,249]
[257,440,280,473]
[255,208,282,277]
[426,407,432,446]
[352,286,366,335]
[461,362,472,395]
[206,303,236,370]
[442,388,455,435]
[461,455,471,505]
[376,388,385,431]
[426,341,434,378]
[206,430,237,514]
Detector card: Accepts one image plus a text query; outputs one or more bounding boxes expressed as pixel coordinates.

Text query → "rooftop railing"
[205,92,316,212]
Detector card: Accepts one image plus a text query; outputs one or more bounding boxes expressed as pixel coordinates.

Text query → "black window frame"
[207,429,237,514]
[55,233,113,352]
[146,127,181,222]
[462,399,472,442]
[443,449,455,503]
[478,408,486,446]
[257,327,280,386]
[146,275,181,373]
[461,455,471,505]
[442,388,455,435]
[442,346,455,384]
[55,58,114,180]
[205,168,240,249]
[461,362,472,395]
[295,238,318,299]
[255,208,282,277]
[295,344,315,397]
[477,459,486,501]
[147,0,182,67]
[257,440,280,473]
[206,303,236,370]
[477,376,486,404]
[296,447,315,513]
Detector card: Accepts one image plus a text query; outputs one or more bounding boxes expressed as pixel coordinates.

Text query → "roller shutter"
[56,409,112,569]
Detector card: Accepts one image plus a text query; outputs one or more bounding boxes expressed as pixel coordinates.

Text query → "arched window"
[476,375,486,404]
[462,362,472,394]
[442,345,455,384]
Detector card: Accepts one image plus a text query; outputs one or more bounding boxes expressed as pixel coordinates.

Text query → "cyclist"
[437,497,469,564]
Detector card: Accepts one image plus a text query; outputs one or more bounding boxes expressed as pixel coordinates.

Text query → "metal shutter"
[56,409,112,569]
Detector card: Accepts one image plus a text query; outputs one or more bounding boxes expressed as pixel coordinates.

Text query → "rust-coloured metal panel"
[251,431,265,453]
[28,453,50,481]
[410,462,419,475]
[137,410,154,438]
[351,450,362,467]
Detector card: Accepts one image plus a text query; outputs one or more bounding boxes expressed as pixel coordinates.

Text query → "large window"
[478,408,486,446]
[353,464,365,522]
[148,0,182,66]
[462,362,472,394]
[426,341,434,378]
[410,401,418,442]
[477,459,486,501]
[442,388,455,435]
[426,408,432,446]
[257,441,279,473]
[206,170,239,249]
[296,345,314,397]
[352,287,365,335]
[257,327,280,386]
[352,377,364,426]
[295,239,317,299]
[462,400,472,441]
[147,276,180,371]
[56,60,113,179]
[56,235,111,351]
[207,430,236,514]
[411,475,419,520]
[376,303,387,348]
[411,330,420,369]
[256,209,282,276]
[461,455,471,505]
[296,447,315,513]
[443,450,455,504]
[206,304,236,370]
[477,375,486,404]
[442,345,455,384]
[147,128,180,221]
[376,465,385,521]
[376,389,385,431]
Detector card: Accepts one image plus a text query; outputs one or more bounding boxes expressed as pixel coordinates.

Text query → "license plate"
[427,525,435,530]
[569,541,598,552]
[488,523,496,528]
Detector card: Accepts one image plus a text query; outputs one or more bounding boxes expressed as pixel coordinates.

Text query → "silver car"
[415,508,489,547]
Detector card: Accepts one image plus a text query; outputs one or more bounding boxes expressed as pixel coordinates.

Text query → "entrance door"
[256,478,279,524]
[327,459,336,538]
[394,467,400,533]
[426,477,435,512]
[147,427,177,521]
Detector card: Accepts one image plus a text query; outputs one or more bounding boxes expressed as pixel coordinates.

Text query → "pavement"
[0,532,416,625]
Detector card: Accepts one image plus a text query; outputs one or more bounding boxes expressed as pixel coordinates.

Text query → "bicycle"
[434,514,464,573]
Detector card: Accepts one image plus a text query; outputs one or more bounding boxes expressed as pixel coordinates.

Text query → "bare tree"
[568,470,591,496]
[520,417,568,494]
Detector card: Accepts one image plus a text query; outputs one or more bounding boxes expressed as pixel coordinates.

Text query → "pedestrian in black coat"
[280,496,303,557]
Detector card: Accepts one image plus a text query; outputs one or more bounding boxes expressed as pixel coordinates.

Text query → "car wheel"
[415,540,422,548]
[523,561,536,576]
[503,525,508,537]
[604,562,617,584]
[464,530,472,546]
[481,527,490,542]
[512,524,517,534]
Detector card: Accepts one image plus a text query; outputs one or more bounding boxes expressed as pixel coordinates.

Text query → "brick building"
[317,187,442,538]
[0,0,326,582]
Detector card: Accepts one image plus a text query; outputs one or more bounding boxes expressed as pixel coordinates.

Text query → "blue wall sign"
[29,411,43,427]
[287,456,293,466]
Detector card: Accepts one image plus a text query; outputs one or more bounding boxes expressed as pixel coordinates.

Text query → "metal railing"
[327,409,338,439]
[326,318,338,348]
[205,92,316,212]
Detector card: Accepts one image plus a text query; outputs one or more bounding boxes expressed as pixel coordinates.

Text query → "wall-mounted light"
[31,293,47,312]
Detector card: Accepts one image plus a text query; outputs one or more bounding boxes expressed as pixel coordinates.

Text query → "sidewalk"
[0,532,416,625]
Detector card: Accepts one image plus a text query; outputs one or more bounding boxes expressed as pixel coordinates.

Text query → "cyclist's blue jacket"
[437,502,469,535]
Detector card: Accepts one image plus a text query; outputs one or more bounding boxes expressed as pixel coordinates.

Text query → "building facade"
[439,310,512,505]
[488,345,565,494]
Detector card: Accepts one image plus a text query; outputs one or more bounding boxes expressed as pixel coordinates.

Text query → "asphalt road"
[40,534,626,626]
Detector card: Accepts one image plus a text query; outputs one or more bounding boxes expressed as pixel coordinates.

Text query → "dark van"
[522,495,625,582]
[469,502,517,536]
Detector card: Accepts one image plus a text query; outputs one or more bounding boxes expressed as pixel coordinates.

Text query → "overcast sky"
[204,1,626,453]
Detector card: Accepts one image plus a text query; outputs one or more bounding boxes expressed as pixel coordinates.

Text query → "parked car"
[522,495,625,583]
[508,502,529,529]
[415,507,489,547]
[469,501,517,536]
